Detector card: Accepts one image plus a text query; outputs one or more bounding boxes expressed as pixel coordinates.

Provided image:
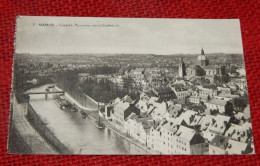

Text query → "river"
[27,85,148,154]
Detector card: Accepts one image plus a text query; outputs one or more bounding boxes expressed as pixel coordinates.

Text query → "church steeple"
[178,57,186,78]
[201,48,204,55]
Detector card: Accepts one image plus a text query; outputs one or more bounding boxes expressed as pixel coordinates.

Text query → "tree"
[232,97,247,113]
[225,102,234,117]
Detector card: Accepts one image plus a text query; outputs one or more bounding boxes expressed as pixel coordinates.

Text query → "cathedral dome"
[197,54,208,61]
[196,48,209,66]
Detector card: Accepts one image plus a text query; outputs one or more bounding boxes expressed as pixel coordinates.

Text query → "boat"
[72,103,78,112]
[95,117,105,129]
[80,110,87,118]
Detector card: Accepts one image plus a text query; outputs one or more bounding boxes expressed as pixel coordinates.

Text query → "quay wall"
[8,122,32,154]
[26,103,72,154]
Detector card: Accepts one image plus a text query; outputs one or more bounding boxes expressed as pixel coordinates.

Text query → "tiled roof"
[114,101,130,112]
[226,139,249,154]
[190,115,203,126]
[210,134,251,154]
[176,125,196,141]
[161,120,179,133]
[206,98,227,106]
[224,123,252,143]
[122,95,133,103]
[199,115,216,132]
[179,110,198,125]
[209,115,230,134]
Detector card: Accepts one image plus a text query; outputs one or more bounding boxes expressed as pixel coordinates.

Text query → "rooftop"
[122,95,134,103]
[206,98,227,106]
[176,125,196,141]
[114,101,130,112]
[153,86,173,93]
[171,84,188,91]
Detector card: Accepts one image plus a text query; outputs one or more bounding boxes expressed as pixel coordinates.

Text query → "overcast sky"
[15,16,244,55]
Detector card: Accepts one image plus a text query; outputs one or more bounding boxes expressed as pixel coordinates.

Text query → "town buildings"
[100,49,253,154]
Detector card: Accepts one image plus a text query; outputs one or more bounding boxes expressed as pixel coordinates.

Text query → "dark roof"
[154,86,173,93]
[171,84,187,91]
[143,90,155,97]
[210,135,229,149]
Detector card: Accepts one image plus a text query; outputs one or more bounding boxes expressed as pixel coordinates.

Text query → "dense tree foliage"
[53,68,139,103]
[80,78,139,103]
[76,66,120,75]
[214,74,230,84]
[231,97,247,113]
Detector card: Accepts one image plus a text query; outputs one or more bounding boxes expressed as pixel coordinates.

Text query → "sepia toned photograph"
[8,16,254,155]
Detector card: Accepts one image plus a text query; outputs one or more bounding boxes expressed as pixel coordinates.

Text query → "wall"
[8,123,32,154]
[26,103,72,154]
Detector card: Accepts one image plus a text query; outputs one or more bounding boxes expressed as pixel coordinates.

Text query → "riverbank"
[79,106,159,154]
[56,85,159,154]
[105,122,159,154]
[55,86,98,111]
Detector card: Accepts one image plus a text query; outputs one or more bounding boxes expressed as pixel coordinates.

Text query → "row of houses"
[103,93,253,154]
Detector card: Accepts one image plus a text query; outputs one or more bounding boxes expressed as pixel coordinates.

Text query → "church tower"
[178,57,186,77]
[201,48,205,55]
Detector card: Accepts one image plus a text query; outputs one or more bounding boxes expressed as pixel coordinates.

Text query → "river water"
[28,85,148,154]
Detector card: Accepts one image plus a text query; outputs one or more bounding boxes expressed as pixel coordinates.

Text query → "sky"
[15,16,244,55]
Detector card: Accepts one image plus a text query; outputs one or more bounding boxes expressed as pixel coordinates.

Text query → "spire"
[201,48,204,55]
[178,57,186,77]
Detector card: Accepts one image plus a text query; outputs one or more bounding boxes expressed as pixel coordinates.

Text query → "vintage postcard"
[8,16,254,155]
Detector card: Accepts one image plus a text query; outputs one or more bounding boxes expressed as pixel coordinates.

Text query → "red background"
[0,0,259,165]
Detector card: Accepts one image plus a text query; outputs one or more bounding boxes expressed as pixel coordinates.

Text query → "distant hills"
[14,52,244,64]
